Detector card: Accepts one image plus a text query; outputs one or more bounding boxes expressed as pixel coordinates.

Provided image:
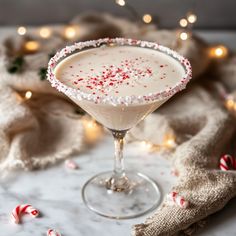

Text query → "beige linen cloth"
[1,13,236,236]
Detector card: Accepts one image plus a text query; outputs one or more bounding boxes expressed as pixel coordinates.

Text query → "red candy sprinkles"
[47,38,192,105]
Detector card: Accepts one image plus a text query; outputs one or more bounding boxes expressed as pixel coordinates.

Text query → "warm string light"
[209,45,229,59]
[225,99,235,110]
[39,27,52,38]
[142,14,153,24]
[179,18,188,28]
[64,26,77,39]
[116,0,126,6]
[140,133,176,152]
[141,141,153,149]
[17,26,27,35]
[163,133,177,148]
[187,12,197,24]
[18,25,52,39]
[179,31,189,41]
[24,40,40,53]
[81,117,177,150]
[82,117,103,143]
[178,11,197,41]
[115,0,152,24]
[86,120,97,129]
[225,93,236,114]
[24,91,32,100]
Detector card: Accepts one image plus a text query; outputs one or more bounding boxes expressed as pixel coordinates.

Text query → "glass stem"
[106,130,129,192]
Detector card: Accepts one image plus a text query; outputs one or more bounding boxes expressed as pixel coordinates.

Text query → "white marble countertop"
[0,135,176,236]
[1,28,236,236]
[1,134,236,236]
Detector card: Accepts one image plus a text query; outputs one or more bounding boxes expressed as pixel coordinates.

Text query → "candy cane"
[47,229,61,236]
[65,159,79,170]
[167,191,189,208]
[171,168,179,177]
[11,204,39,224]
[219,154,236,171]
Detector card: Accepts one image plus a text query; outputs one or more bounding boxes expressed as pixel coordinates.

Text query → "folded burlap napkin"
[130,83,236,235]
[0,13,236,236]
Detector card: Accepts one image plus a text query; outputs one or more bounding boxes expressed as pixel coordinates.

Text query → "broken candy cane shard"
[11,204,39,224]
[171,168,179,176]
[65,159,79,169]
[24,204,39,217]
[47,229,61,236]
[167,191,189,208]
[219,154,236,171]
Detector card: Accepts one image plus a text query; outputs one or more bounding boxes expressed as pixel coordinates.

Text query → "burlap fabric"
[0,13,236,235]
[131,83,236,235]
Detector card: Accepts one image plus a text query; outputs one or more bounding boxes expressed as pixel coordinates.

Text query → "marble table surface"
[1,135,175,236]
[1,28,236,236]
[1,134,236,236]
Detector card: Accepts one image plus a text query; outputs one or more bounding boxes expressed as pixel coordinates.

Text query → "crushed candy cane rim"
[47,38,192,106]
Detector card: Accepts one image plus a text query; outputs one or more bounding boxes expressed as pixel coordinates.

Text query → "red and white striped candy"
[219,154,236,171]
[65,159,79,170]
[171,168,179,177]
[11,204,39,224]
[167,191,189,208]
[47,229,61,236]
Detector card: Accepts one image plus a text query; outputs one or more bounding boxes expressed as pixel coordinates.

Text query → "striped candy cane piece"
[11,204,39,224]
[24,204,39,217]
[47,229,61,236]
[65,159,79,170]
[167,191,189,209]
[219,154,236,171]
[171,168,179,177]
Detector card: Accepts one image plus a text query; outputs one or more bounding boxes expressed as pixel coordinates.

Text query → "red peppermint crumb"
[146,68,152,74]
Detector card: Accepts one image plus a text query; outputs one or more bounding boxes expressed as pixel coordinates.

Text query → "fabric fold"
[131,85,236,235]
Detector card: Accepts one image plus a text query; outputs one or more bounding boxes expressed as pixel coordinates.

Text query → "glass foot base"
[82,171,162,219]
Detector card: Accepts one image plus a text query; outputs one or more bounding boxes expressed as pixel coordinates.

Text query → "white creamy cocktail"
[48,38,192,219]
[55,45,186,130]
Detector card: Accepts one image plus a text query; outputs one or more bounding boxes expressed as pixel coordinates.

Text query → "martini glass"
[47,38,192,219]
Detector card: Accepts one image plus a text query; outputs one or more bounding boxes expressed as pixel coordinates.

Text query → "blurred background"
[0,0,235,29]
